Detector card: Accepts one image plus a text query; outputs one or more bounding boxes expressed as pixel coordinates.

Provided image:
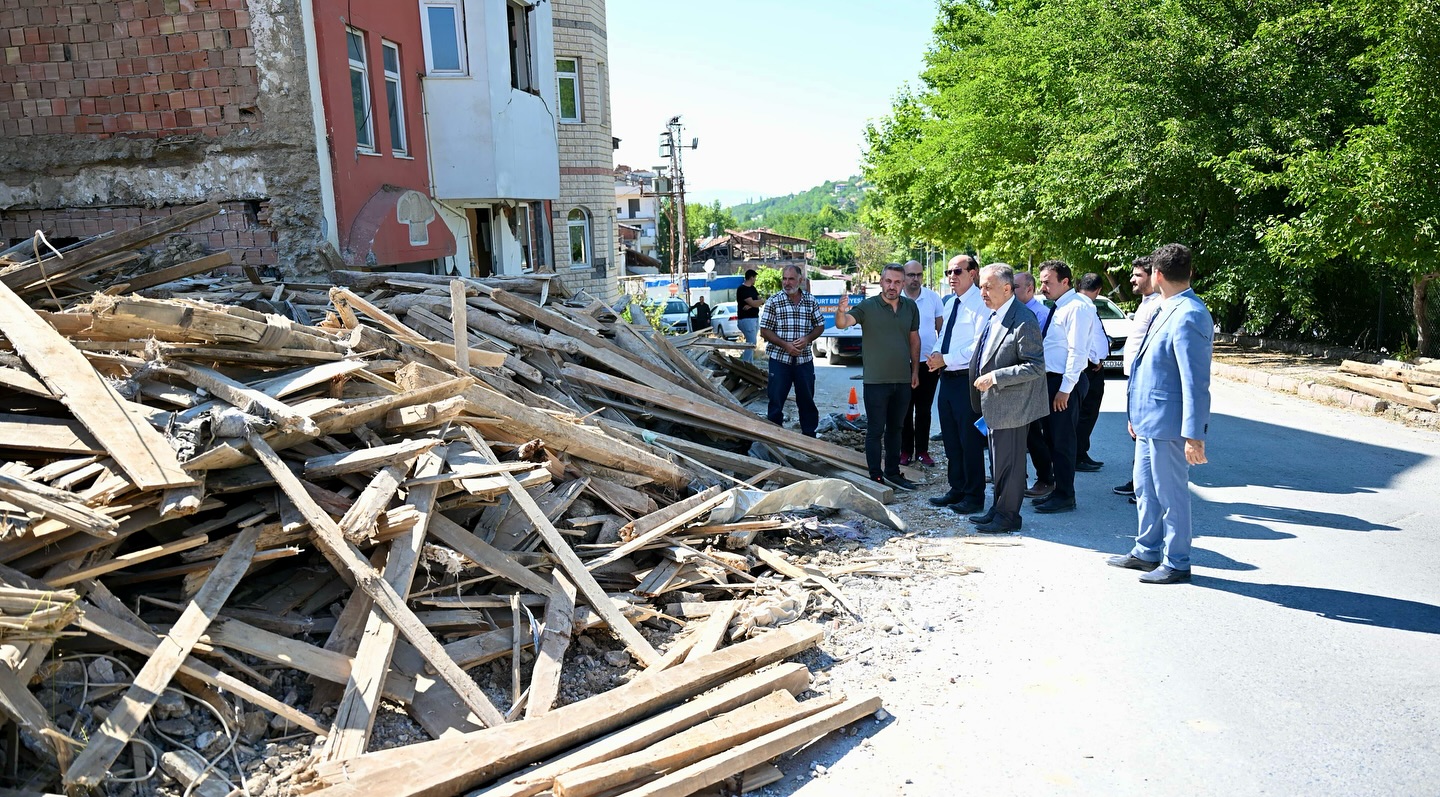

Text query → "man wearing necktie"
[924,255,989,513]
[968,263,1048,532]
[1107,243,1212,584]
[1033,260,1097,514]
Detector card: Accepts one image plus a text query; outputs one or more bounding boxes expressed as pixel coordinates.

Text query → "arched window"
[567,207,591,268]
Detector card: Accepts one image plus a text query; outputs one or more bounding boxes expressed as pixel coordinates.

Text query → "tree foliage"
[863,0,1440,354]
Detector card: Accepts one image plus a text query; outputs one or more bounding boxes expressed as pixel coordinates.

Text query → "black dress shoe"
[973,518,1021,533]
[885,474,919,491]
[948,500,984,516]
[1075,460,1103,472]
[1139,566,1191,584]
[1112,481,1135,496]
[1034,498,1076,514]
[1106,554,1160,572]
[968,510,996,524]
[928,491,963,507]
[1128,496,1137,504]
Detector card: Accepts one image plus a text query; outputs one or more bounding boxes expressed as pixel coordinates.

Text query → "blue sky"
[608,1,940,207]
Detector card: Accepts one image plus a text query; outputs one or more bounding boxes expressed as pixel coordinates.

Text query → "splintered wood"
[0,219,888,794]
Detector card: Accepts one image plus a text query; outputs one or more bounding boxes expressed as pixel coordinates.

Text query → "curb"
[1212,361,1440,429]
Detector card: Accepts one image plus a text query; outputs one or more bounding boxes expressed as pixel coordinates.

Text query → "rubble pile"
[0,215,895,795]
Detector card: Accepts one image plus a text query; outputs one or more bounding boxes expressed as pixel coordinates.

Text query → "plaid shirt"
[760,290,825,365]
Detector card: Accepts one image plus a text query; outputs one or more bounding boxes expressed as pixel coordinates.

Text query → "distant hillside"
[728,178,868,225]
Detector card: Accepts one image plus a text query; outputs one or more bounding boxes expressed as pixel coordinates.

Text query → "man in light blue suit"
[1107,243,1212,584]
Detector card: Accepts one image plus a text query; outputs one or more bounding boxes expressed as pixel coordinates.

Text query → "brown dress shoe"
[1024,481,1055,498]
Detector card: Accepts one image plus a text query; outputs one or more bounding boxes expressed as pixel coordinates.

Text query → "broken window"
[422,2,466,75]
[508,1,534,92]
[382,41,406,155]
[347,28,374,151]
[556,57,580,121]
[567,208,590,268]
[628,198,640,218]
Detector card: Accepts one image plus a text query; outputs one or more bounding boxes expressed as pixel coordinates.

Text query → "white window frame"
[556,57,580,122]
[347,27,374,152]
[381,40,407,156]
[507,0,534,92]
[420,1,467,76]
[567,207,591,269]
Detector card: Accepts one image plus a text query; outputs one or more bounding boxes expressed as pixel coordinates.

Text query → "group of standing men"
[804,246,1211,584]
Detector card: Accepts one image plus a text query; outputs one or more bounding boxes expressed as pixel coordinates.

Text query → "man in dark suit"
[968,264,1050,532]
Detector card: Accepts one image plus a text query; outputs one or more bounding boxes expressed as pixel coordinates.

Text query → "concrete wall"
[426,0,559,202]
[0,0,330,274]
[551,0,617,300]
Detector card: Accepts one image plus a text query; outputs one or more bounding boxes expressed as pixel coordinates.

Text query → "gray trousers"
[989,424,1029,525]
[1130,436,1194,570]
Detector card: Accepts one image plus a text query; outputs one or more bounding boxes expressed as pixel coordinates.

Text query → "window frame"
[566,207,591,269]
[347,27,374,152]
[381,40,407,156]
[420,1,467,76]
[556,56,581,122]
[507,0,535,93]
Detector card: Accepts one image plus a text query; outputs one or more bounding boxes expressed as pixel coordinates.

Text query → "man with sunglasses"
[924,254,989,513]
[900,259,946,467]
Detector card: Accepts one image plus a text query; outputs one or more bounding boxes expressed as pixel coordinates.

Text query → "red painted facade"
[311,0,453,267]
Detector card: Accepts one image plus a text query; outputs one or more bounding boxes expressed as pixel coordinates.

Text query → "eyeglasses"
[904,272,923,278]
[945,269,966,276]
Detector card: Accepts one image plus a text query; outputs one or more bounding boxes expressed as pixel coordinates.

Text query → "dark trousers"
[767,358,819,437]
[1026,419,1053,483]
[936,371,986,502]
[1076,364,1106,461]
[863,382,911,478]
[989,424,1028,524]
[1041,371,1089,499]
[902,365,941,458]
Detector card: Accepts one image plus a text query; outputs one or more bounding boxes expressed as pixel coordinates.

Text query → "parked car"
[655,298,692,334]
[709,301,739,339]
[1094,295,1136,372]
[814,329,862,362]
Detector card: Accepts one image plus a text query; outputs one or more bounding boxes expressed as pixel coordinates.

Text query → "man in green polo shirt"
[835,263,921,490]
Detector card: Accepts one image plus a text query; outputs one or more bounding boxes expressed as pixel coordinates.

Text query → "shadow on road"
[1194,576,1440,635]
[1189,414,1428,495]
[1216,502,1401,534]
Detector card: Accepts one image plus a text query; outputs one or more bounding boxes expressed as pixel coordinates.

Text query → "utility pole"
[660,117,697,301]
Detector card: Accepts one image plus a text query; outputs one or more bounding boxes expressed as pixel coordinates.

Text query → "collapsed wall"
[0,0,328,275]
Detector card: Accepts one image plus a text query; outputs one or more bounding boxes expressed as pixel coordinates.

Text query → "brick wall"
[0,0,260,139]
[551,0,618,301]
[1,200,276,266]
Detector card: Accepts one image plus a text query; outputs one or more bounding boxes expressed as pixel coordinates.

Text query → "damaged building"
[0,0,619,296]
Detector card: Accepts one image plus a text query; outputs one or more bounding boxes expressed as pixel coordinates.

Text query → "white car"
[709,302,739,339]
[655,298,691,334]
[1093,295,1136,371]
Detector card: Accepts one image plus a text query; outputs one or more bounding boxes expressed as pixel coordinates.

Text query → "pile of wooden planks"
[0,221,890,793]
[1334,359,1440,412]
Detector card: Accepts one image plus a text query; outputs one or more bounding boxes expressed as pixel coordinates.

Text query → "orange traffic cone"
[846,387,861,421]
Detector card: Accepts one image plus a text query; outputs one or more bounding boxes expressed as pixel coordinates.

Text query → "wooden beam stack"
[0,220,887,793]
[1335,359,1440,412]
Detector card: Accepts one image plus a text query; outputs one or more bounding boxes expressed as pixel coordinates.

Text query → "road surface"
[775,359,1440,796]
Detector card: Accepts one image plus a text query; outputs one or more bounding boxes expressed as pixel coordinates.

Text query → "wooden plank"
[426,513,557,597]
[461,431,659,668]
[683,601,738,664]
[321,451,444,763]
[308,622,824,795]
[1332,374,1440,411]
[201,617,415,703]
[561,363,870,475]
[62,523,261,790]
[1339,359,1440,388]
[118,251,233,293]
[245,432,506,728]
[612,695,883,797]
[476,665,811,797]
[0,414,103,455]
[330,287,505,368]
[46,533,208,587]
[552,691,833,797]
[585,488,730,573]
[523,573,577,719]
[0,473,120,537]
[451,279,471,372]
[0,365,53,397]
[0,281,196,491]
[336,463,408,543]
[304,439,440,479]
[165,361,321,435]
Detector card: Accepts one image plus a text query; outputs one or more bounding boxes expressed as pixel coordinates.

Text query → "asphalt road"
[781,358,1440,796]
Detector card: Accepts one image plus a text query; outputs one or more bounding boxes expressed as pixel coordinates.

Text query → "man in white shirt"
[900,260,946,467]
[1016,271,1054,496]
[1015,272,1050,330]
[1074,273,1111,472]
[1114,255,1164,498]
[924,254,989,514]
[1033,260,1097,513]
